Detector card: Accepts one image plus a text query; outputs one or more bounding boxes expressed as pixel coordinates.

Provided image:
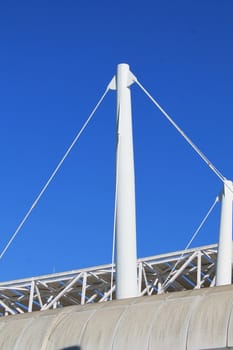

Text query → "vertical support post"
[216,180,233,286]
[28,280,35,312]
[81,272,87,305]
[196,251,201,289]
[138,262,143,295]
[115,63,138,299]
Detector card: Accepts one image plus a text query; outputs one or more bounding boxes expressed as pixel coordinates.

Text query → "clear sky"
[0,1,233,282]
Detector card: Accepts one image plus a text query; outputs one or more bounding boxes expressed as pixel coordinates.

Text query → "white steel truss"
[0,244,219,316]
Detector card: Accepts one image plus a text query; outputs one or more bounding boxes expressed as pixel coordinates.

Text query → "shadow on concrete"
[62,347,80,350]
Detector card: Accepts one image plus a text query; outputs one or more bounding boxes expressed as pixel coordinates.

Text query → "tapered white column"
[216,180,233,286]
[115,63,138,299]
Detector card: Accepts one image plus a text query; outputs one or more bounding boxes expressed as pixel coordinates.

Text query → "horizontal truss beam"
[0,244,219,317]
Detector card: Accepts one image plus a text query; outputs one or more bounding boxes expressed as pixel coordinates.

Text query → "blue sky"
[0,1,233,281]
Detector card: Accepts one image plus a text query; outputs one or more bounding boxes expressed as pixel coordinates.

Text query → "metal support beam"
[0,300,16,316]
[41,272,83,311]
[216,180,233,286]
[138,262,143,295]
[81,272,87,305]
[196,251,202,288]
[160,251,198,293]
[115,63,138,299]
[28,280,35,312]
[0,244,219,316]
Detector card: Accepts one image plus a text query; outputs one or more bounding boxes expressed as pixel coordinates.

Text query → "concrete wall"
[1,285,233,349]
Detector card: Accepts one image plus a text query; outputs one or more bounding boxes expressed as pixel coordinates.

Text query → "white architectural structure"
[0,244,219,316]
[114,64,138,299]
[1,284,233,349]
[0,63,233,349]
[216,180,233,286]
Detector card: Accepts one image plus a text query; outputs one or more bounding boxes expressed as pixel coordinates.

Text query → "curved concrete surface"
[1,285,233,349]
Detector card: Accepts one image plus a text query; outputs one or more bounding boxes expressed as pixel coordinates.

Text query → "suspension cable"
[160,195,219,291]
[0,86,110,261]
[135,79,226,184]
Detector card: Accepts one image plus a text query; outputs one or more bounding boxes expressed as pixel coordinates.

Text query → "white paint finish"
[0,244,220,315]
[197,250,202,288]
[216,180,233,286]
[115,63,138,299]
[0,300,16,316]
[28,280,35,313]
[41,272,83,310]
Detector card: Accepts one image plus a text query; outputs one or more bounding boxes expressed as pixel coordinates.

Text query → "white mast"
[216,179,233,286]
[115,63,138,299]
